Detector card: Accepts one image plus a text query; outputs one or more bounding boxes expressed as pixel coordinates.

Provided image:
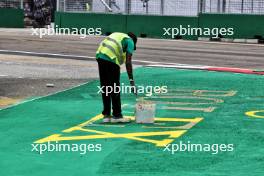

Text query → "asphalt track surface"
[0,28,264,69]
[1,28,263,107]
[0,54,97,108]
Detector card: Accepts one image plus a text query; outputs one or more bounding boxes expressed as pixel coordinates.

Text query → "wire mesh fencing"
[57,0,200,16]
[0,0,23,8]
[0,0,56,26]
[1,0,264,16]
[56,0,264,16]
[201,0,264,14]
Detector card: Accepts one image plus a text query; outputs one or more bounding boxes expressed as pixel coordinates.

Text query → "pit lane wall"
[55,12,264,40]
[0,8,24,28]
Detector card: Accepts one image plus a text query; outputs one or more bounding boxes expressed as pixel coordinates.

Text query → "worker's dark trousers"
[97,59,122,117]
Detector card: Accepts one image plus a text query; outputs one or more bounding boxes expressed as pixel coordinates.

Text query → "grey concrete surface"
[0,28,263,108]
[0,53,133,108]
[0,78,87,98]
[0,28,264,69]
[0,54,99,79]
[0,54,97,108]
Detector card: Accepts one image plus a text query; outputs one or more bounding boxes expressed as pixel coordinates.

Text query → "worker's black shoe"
[111,116,131,123]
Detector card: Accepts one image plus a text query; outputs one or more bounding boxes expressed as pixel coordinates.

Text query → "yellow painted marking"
[35,114,203,147]
[246,110,264,119]
[85,124,125,128]
[165,89,237,97]
[193,90,237,97]
[0,96,21,106]
[33,88,236,146]
[162,106,216,112]
[78,114,104,127]
[142,124,193,129]
[143,118,203,130]
[152,117,202,123]
[125,116,202,123]
[146,96,224,104]
[35,130,187,147]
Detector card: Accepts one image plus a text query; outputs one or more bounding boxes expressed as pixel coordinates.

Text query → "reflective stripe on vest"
[105,37,123,64]
[96,33,129,66]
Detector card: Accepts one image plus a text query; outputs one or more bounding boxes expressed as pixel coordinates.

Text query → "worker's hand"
[130,80,137,95]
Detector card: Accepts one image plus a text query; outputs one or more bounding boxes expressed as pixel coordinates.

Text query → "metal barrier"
[0,0,23,9]
[1,0,263,16]
[57,0,200,16]
[0,0,264,16]
[56,0,264,16]
[201,0,264,14]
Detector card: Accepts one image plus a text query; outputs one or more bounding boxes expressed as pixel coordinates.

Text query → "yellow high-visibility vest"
[96,33,130,66]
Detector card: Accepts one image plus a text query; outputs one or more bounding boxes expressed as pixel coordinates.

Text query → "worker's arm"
[125,38,137,94]
[125,38,135,81]
[126,53,134,81]
[126,53,137,95]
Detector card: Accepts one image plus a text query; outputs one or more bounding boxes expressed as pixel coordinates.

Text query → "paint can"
[135,98,156,124]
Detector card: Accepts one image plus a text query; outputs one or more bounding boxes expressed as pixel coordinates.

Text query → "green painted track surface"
[0,67,263,176]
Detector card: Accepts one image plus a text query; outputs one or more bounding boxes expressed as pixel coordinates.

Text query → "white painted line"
[146,64,210,69]
[246,39,259,44]
[0,49,190,66]
[0,49,93,59]
[133,59,185,65]
[233,39,247,43]
[2,49,259,74]
[141,37,264,47]
[0,49,216,72]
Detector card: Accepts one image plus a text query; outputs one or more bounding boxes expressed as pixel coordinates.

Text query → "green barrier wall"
[55,12,198,40]
[58,12,127,35]
[126,15,198,40]
[0,8,24,28]
[55,12,264,40]
[199,13,264,39]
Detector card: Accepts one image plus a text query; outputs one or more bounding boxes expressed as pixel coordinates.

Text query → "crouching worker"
[96,32,138,123]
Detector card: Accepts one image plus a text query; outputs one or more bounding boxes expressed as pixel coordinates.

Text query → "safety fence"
[57,0,199,16]
[0,0,55,27]
[57,0,264,15]
[1,0,264,21]
[54,0,264,40]
[0,0,23,8]
[202,0,264,14]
